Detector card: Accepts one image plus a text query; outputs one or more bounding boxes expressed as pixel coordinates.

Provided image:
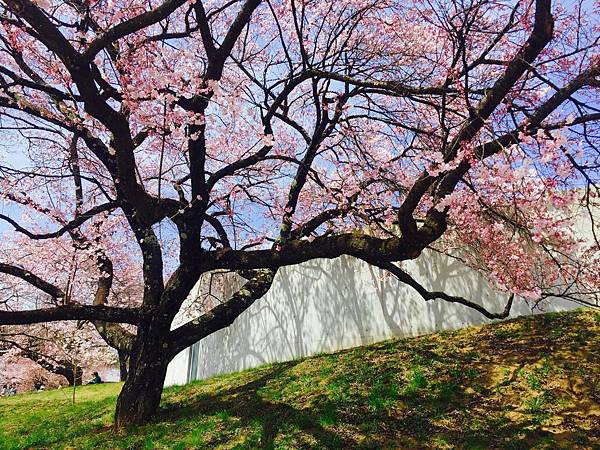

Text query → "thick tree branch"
[82,0,189,61]
[0,305,141,325]
[0,263,65,299]
[169,268,275,356]
[215,0,262,71]
[195,232,415,272]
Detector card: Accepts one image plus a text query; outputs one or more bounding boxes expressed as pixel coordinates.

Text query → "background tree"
[1,326,84,386]
[0,0,599,427]
[0,320,117,386]
[0,221,139,380]
[0,349,65,391]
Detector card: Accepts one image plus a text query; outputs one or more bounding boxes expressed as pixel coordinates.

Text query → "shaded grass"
[1,308,599,449]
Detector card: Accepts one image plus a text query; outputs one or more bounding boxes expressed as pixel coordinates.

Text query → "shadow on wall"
[166,251,576,386]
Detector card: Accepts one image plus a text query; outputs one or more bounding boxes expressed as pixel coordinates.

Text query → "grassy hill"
[1,309,599,450]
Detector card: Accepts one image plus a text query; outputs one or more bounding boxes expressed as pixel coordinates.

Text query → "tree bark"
[113,328,170,428]
[117,348,129,381]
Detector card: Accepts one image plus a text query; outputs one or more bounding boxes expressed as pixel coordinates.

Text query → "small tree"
[0,0,599,427]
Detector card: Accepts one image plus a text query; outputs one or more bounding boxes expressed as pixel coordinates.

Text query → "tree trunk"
[113,331,170,428]
[117,349,129,381]
[59,364,83,386]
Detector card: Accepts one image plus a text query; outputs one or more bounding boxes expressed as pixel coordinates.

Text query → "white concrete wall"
[164,249,580,387]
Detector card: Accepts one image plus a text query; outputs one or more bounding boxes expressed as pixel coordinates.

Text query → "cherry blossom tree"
[0,349,66,391]
[0,222,140,379]
[0,0,599,427]
[0,320,117,386]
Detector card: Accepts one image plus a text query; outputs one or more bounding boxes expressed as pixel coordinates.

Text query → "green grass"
[1,308,599,449]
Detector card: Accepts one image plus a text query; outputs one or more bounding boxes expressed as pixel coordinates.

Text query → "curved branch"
[0,201,118,240]
[92,322,135,353]
[83,0,189,60]
[372,260,515,320]
[306,69,452,96]
[197,232,414,272]
[203,213,231,248]
[0,263,65,299]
